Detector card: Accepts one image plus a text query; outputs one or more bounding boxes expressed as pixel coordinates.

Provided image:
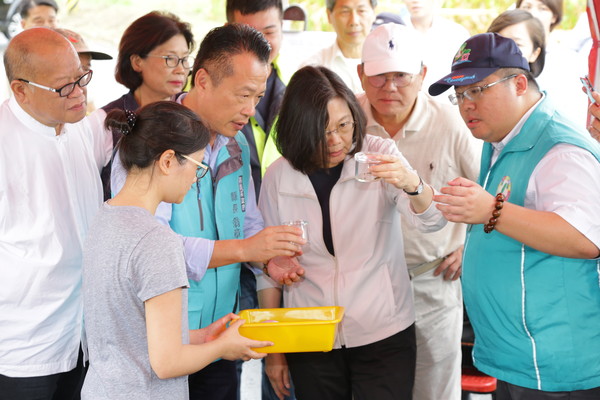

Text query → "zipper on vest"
[196,180,204,231]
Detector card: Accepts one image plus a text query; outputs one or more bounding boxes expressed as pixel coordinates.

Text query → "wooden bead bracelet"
[484,193,505,233]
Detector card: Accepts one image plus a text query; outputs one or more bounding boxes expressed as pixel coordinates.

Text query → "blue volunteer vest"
[170,133,251,329]
[463,95,600,391]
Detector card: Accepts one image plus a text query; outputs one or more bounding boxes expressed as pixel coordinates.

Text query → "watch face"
[404,177,423,195]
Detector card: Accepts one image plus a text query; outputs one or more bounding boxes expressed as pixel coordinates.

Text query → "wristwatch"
[404,176,423,196]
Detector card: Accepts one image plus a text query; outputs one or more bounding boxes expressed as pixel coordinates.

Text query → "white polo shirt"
[301,41,363,93]
[0,97,103,377]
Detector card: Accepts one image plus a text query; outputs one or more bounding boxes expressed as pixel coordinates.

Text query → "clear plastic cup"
[282,220,309,245]
[354,152,382,182]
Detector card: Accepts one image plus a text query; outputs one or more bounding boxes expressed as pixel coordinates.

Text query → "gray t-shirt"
[82,203,190,400]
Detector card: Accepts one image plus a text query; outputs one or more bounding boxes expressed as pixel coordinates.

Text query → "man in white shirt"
[402,0,469,97]
[0,27,103,399]
[302,0,376,93]
[430,32,600,399]
[357,23,480,400]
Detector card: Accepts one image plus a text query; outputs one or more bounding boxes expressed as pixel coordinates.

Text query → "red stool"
[462,366,497,399]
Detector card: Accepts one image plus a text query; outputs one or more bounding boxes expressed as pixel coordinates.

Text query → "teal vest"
[463,96,600,391]
[170,133,251,329]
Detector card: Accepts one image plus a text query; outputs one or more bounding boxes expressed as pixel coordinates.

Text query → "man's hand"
[433,177,496,224]
[242,226,306,263]
[433,245,463,281]
[266,256,304,285]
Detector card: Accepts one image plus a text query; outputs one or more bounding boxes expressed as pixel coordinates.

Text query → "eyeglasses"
[325,120,355,136]
[181,154,209,180]
[448,74,518,105]
[367,72,414,88]
[18,70,93,97]
[145,54,195,69]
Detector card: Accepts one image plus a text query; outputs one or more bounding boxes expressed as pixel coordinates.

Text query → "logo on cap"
[388,39,394,51]
[452,43,472,67]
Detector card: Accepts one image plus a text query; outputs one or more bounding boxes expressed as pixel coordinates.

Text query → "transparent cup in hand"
[282,220,309,246]
[355,152,382,182]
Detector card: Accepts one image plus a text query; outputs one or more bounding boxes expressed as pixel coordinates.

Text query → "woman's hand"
[265,353,292,400]
[190,313,239,344]
[266,256,305,285]
[215,318,272,362]
[369,154,420,191]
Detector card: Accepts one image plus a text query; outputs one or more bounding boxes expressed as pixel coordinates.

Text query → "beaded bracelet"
[483,193,505,233]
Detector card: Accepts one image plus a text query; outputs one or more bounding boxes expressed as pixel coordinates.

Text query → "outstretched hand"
[433,177,496,224]
[243,226,306,263]
[266,256,305,285]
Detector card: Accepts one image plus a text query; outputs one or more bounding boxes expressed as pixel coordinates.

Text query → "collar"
[9,97,62,137]
[360,91,427,140]
[491,92,545,160]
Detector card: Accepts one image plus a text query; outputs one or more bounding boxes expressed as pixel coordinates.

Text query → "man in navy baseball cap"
[429,31,600,400]
[428,32,529,97]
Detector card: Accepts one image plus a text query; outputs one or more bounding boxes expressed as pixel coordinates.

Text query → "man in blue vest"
[429,33,600,399]
[225,2,297,399]
[108,24,305,400]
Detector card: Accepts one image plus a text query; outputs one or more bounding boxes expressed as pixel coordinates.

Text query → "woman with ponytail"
[81,101,270,400]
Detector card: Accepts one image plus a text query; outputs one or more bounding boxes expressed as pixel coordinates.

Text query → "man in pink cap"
[357,22,481,400]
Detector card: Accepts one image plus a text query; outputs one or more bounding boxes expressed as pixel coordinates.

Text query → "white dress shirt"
[0,97,103,377]
[489,94,600,248]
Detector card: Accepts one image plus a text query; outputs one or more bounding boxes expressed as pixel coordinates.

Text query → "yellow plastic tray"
[238,306,344,353]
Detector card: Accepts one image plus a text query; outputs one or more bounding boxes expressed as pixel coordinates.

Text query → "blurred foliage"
[290,0,586,35]
[59,0,586,40]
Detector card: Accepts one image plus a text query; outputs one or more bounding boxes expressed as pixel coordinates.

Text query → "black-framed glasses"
[325,120,355,136]
[18,70,93,98]
[181,154,209,180]
[448,74,518,105]
[367,72,414,88]
[145,54,195,69]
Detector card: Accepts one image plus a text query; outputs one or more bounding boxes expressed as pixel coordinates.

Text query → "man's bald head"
[4,27,77,83]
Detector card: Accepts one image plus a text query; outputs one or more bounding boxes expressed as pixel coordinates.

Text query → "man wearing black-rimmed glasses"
[0,27,105,399]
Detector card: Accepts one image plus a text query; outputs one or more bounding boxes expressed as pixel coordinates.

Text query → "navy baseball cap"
[428,32,529,96]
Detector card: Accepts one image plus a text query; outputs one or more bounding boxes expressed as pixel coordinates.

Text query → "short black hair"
[20,0,58,18]
[226,0,283,22]
[115,11,194,91]
[105,101,210,172]
[191,23,270,87]
[326,0,377,11]
[500,67,539,92]
[275,66,366,174]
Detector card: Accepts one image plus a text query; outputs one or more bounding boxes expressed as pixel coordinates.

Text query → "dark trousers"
[236,266,296,400]
[496,380,600,400]
[0,347,86,400]
[286,324,416,400]
[189,359,238,400]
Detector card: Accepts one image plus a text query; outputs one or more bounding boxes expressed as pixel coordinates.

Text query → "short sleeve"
[127,226,189,302]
